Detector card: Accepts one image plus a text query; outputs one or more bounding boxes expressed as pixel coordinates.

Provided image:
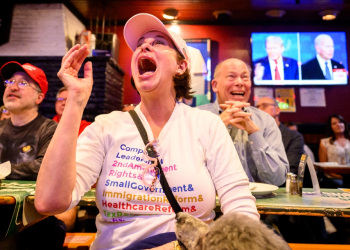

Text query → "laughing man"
[198,58,288,186]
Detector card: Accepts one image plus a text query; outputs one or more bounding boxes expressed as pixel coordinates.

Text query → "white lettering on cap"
[22,65,36,71]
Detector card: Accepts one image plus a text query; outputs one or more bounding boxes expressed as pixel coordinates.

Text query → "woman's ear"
[177,59,188,75]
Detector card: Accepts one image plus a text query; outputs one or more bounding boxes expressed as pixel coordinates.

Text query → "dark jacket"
[279,123,304,175]
[301,57,344,80]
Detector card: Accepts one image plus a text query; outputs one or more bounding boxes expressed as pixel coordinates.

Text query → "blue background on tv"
[251,32,348,71]
[251,33,299,62]
[299,32,348,71]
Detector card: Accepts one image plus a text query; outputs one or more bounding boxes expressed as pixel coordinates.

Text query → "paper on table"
[23,195,46,226]
[0,161,11,179]
[313,162,339,167]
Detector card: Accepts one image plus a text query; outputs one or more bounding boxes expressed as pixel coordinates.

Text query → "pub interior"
[0,0,350,249]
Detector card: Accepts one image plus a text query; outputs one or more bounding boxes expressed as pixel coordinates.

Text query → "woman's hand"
[57,44,93,108]
[147,242,174,250]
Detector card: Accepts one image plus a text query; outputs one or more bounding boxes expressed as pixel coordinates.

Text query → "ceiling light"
[169,25,180,34]
[163,8,178,20]
[265,9,286,18]
[319,10,339,21]
[213,10,232,20]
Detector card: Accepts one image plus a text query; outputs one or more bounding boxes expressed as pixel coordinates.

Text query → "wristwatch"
[173,240,181,250]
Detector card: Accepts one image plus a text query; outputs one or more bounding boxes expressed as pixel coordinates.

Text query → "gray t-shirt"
[0,114,57,180]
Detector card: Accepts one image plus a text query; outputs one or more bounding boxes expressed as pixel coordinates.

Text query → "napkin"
[0,161,11,179]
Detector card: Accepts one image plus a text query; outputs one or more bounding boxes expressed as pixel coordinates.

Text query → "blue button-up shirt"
[198,100,289,186]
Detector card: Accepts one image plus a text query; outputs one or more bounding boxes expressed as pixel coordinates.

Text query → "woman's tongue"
[139,58,156,76]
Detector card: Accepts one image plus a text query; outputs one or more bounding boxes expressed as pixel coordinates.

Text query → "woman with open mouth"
[35,13,259,250]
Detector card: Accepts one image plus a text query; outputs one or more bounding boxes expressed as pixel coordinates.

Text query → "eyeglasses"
[4,79,41,92]
[1,108,9,114]
[256,103,276,109]
[56,97,67,102]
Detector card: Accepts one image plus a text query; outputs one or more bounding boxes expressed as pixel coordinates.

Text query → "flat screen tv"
[251,32,348,85]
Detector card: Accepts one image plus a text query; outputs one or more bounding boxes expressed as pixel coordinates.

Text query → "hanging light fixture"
[163,8,179,20]
[265,9,286,18]
[212,10,232,21]
[319,10,339,21]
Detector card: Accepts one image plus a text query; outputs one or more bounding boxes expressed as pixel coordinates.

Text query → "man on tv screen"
[254,36,299,81]
[302,34,345,80]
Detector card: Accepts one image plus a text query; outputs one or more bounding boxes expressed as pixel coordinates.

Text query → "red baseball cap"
[0,61,48,96]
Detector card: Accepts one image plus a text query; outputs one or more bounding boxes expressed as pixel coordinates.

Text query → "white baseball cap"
[123,13,191,70]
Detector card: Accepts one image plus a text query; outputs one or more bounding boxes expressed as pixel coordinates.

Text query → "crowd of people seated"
[0,12,349,250]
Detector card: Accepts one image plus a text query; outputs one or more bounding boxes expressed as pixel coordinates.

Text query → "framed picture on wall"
[184,38,211,107]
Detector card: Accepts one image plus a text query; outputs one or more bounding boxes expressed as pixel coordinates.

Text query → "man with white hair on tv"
[302,34,345,80]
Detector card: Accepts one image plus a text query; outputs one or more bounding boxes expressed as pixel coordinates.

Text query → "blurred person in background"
[0,105,11,120]
[318,114,350,243]
[319,114,350,188]
[256,97,304,175]
[257,97,327,244]
[286,121,315,162]
[53,86,91,135]
[319,114,350,165]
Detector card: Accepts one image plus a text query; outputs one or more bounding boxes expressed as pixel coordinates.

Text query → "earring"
[177,70,181,75]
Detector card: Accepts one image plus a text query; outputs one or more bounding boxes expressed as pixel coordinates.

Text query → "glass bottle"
[290,174,299,195]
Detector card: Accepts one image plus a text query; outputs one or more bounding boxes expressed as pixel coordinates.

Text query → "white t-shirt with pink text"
[68,102,259,250]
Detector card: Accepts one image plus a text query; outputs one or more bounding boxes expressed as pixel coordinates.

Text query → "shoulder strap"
[129,110,183,214]
[129,110,149,146]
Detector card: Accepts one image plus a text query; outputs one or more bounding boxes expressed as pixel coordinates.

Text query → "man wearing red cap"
[0,61,66,249]
[0,61,55,179]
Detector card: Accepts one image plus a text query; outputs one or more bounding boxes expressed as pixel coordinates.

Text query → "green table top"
[2,181,350,238]
[252,188,350,217]
[0,180,36,236]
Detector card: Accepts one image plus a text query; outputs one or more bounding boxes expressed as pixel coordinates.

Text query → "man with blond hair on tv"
[254,35,299,81]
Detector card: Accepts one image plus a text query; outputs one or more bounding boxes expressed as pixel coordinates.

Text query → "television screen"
[251,32,348,85]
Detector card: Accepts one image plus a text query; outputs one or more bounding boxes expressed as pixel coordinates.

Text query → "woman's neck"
[140,94,176,139]
[335,132,345,140]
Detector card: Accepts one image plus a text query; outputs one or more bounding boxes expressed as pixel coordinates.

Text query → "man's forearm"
[249,132,288,186]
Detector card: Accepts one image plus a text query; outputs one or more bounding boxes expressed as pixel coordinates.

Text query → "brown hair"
[326,114,350,144]
[131,51,194,100]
